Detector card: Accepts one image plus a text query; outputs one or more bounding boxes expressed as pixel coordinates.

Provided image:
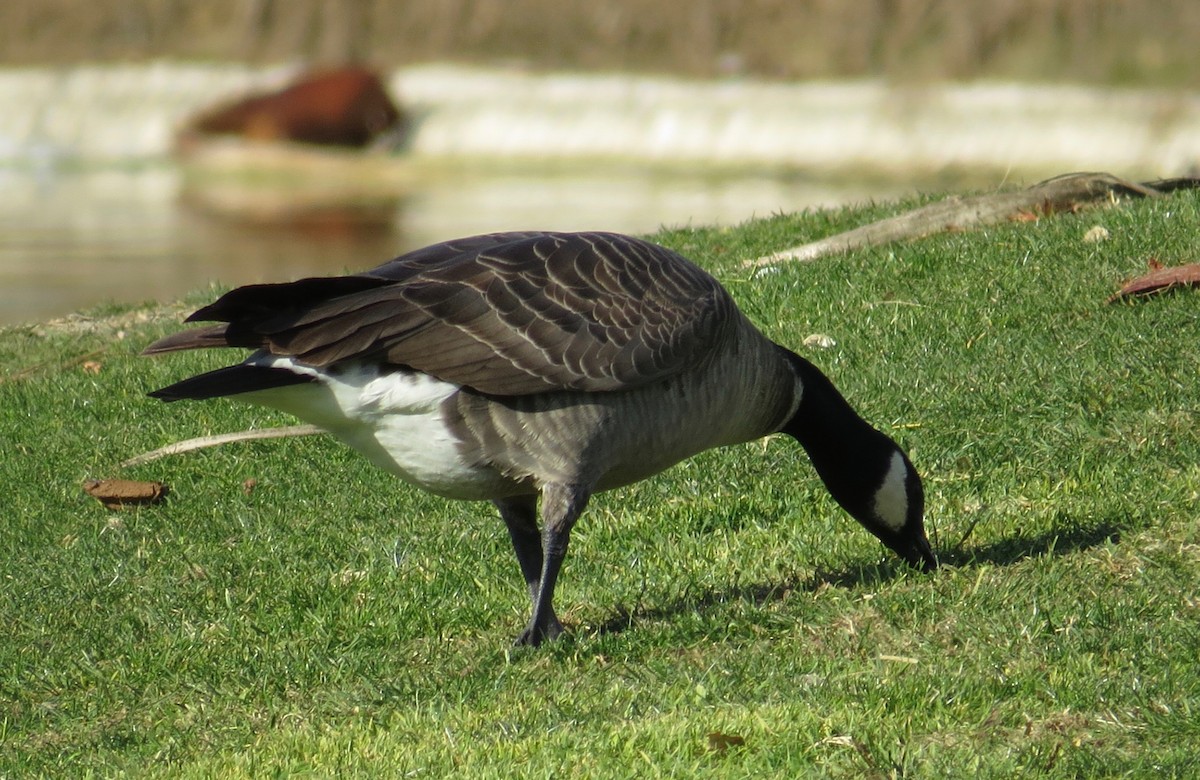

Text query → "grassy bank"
[2,192,1199,776]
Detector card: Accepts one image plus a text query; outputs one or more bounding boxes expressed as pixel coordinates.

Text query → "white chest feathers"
[238,355,513,499]
[872,450,911,532]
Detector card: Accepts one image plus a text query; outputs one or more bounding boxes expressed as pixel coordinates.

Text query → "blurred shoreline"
[3,63,1199,177]
[2,62,1199,325]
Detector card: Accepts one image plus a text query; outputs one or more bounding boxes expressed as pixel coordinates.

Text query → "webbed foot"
[513,615,565,647]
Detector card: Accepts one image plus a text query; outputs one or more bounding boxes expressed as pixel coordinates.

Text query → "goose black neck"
[776,347,901,518]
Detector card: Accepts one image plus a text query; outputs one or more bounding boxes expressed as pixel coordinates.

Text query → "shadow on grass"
[593,516,1124,638]
[938,516,1123,568]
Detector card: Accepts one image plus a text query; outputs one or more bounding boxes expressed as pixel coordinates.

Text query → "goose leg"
[495,494,543,610]
[514,483,591,647]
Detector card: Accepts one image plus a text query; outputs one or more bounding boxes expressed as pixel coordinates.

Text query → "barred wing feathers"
[144,232,734,396]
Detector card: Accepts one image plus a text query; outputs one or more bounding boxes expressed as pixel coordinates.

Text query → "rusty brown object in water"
[83,479,169,510]
[180,67,406,149]
[1109,260,1200,302]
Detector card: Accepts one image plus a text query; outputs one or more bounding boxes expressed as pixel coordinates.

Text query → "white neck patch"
[873,451,910,532]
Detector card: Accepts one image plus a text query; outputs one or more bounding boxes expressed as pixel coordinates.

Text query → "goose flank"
[144,231,936,646]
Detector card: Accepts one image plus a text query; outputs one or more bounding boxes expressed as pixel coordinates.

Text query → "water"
[0,163,905,325]
[5,63,1198,325]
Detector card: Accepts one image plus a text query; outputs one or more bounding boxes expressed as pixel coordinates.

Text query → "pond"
[0,162,912,326]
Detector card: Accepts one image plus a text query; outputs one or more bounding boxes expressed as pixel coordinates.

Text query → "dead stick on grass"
[746,171,1200,268]
[1,349,107,384]
[121,425,323,468]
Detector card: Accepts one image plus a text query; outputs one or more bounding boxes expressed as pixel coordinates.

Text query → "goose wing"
[145,231,735,396]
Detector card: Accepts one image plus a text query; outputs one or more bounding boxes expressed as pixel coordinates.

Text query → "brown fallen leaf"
[706,731,746,754]
[1109,261,1200,302]
[242,478,258,495]
[83,479,169,510]
[81,360,103,375]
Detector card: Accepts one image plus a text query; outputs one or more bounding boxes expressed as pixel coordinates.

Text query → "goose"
[144,230,936,646]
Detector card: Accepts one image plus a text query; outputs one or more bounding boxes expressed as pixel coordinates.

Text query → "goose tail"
[141,324,233,356]
[148,364,313,402]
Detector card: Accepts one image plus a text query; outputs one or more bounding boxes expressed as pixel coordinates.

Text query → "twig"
[121,425,323,468]
[1,349,107,384]
[746,171,1198,268]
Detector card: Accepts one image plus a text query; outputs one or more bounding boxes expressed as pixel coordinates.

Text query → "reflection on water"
[0,164,908,325]
[0,166,408,325]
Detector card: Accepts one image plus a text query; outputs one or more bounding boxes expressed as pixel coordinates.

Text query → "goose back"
[159,232,737,397]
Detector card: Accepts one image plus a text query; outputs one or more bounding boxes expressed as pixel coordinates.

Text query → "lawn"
[2,190,1198,777]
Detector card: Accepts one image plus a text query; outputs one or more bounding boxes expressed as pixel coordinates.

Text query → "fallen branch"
[121,425,323,468]
[747,172,1200,268]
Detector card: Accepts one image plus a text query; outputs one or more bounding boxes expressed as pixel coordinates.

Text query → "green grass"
[3,192,1199,777]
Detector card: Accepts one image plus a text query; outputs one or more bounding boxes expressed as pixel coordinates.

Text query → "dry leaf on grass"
[83,479,169,510]
[706,731,746,754]
[1109,260,1200,302]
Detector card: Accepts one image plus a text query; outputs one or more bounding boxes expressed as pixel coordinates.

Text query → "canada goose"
[144,231,935,646]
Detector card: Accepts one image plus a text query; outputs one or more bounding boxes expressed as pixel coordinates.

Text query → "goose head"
[777,347,936,572]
